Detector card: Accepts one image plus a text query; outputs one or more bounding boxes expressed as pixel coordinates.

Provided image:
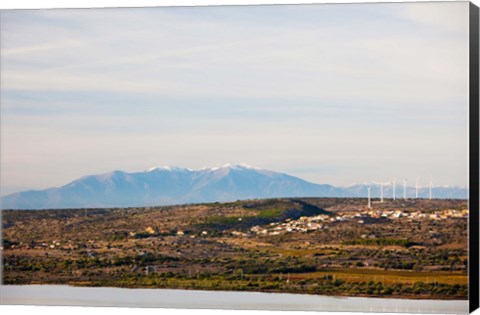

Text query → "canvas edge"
[469,1,480,313]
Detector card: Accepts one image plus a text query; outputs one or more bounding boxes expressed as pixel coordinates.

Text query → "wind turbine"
[393,178,396,201]
[367,186,371,209]
[429,177,433,200]
[403,179,407,199]
[415,177,420,199]
[380,182,384,203]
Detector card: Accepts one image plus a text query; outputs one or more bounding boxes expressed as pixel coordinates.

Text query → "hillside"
[2,197,468,299]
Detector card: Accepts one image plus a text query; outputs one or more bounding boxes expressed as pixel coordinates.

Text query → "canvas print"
[0,1,478,313]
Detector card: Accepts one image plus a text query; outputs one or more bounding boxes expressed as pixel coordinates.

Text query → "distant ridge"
[1,164,468,210]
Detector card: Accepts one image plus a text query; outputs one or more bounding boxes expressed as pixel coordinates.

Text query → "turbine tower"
[367,186,371,209]
[393,178,396,200]
[429,178,433,200]
[415,177,420,199]
[380,182,384,203]
[403,179,407,199]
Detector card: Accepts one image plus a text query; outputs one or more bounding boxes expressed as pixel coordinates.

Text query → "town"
[249,207,468,236]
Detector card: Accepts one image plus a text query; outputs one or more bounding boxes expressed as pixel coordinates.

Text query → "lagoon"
[0,285,468,314]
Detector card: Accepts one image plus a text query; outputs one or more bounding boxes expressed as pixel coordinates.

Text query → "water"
[0,285,469,314]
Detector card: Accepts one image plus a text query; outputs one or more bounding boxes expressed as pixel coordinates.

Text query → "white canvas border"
[0,1,477,315]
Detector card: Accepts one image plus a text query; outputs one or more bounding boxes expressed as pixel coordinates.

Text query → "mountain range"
[0,163,468,210]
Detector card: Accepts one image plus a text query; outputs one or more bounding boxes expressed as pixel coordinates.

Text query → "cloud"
[1,3,468,103]
[399,2,469,34]
[0,2,470,191]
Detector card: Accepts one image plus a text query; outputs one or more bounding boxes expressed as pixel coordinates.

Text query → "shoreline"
[1,284,469,313]
[2,282,468,301]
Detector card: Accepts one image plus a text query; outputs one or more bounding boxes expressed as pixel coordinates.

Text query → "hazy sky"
[0,2,470,195]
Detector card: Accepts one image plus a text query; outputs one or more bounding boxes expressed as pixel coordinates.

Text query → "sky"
[0,1,470,195]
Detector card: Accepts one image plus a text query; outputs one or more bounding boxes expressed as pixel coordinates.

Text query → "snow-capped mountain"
[1,164,468,210]
[1,164,348,210]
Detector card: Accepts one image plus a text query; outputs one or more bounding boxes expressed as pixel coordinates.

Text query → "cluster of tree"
[98,272,467,298]
[342,238,416,248]
[223,255,317,274]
